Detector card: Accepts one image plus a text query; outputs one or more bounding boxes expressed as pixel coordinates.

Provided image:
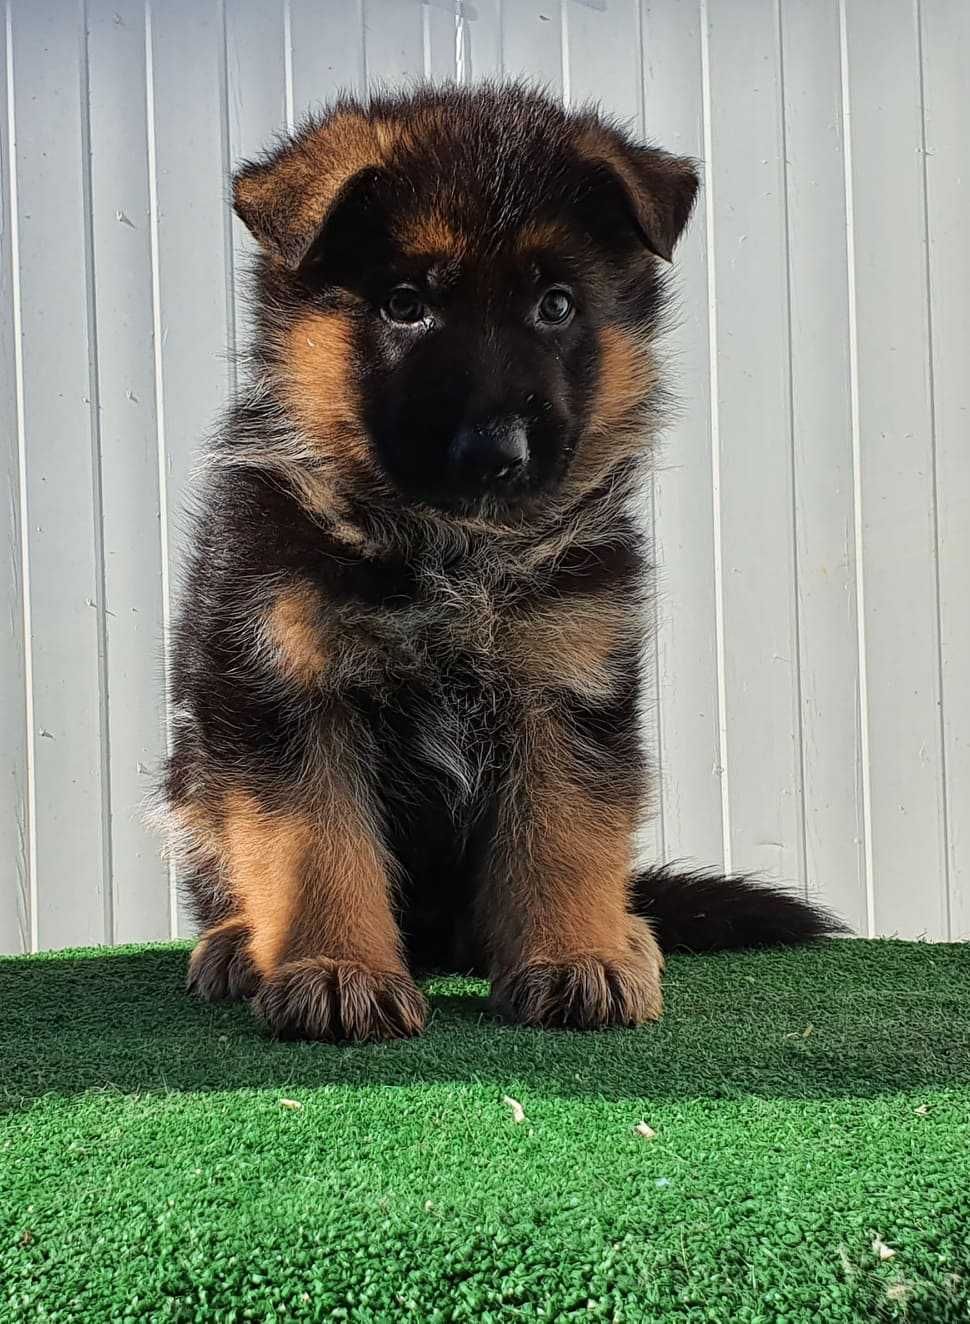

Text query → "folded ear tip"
[231,163,263,228]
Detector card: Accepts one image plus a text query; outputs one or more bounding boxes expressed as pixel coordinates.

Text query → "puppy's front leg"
[190,785,426,1042]
[482,717,663,1029]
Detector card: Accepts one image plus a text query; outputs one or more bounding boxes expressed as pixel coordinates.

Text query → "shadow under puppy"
[159,83,842,1042]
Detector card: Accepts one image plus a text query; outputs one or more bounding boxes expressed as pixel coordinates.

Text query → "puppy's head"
[234,84,697,519]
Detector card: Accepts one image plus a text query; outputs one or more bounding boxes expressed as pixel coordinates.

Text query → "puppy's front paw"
[490,918,663,1029]
[253,958,428,1043]
[187,920,260,1002]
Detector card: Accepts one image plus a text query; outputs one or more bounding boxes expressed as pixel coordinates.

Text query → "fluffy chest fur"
[262,532,644,703]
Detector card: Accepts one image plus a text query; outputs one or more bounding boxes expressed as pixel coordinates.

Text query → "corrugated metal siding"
[1,0,967,953]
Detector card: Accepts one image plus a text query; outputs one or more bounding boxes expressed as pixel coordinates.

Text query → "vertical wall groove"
[699,0,731,874]
[218,0,237,397]
[359,0,368,88]
[776,0,809,896]
[914,0,951,939]
[638,0,666,864]
[144,0,177,938]
[283,0,293,130]
[78,0,114,945]
[421,2,432,78]
[838,0,875,936]
[5,0,35,952]
[455,3,466,85]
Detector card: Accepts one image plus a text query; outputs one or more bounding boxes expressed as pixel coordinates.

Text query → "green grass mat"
[2,940,969,1322]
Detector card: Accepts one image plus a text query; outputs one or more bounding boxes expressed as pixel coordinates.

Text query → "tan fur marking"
[515,219,573,253]
[485,717,641,958]
[484,718,663,1026]
[510,595,631,697]
[220,789,406,978]
[522,784,638,958]
[398,211,464,257]
[588,324,657,435]
[289,794,405,972]
[223,792,315,975]
[266,583,329,687]
[559,324,657,501]
[280,311,374,478]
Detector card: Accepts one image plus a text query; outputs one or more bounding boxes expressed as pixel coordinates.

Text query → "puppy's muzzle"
[449,419,530,491]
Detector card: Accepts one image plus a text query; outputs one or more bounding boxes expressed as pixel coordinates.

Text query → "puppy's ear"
[233,110,398,269]
[576,124,699,262]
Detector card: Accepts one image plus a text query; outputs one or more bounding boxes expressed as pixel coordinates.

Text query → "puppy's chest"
[410,567,510,665]
[261,548,633,704]
[361,562,632,704]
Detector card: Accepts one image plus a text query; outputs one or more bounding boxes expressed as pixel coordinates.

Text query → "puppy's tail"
[632,863,847,953]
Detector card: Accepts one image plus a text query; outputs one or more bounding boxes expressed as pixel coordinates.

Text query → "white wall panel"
[290,0,365,111]
[0,0,967,952]
[781,0,866,929]
[7,0,109,951]
[500,0,563,92]
[921,0,970,942]
[147,0,237,935]
[642,0,724,872]
[704,0,804,886]
[363,0,424,86]
[463,0,503,82]
[87,0,170,943]
[842,0,948,938]
[564,0,664,868]
[0,0,29,954]
[226,0,287,364]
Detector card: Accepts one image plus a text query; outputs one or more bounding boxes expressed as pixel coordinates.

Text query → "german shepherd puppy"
[160,83,839,1042]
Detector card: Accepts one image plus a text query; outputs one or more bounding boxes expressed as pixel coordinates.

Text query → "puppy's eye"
[383,286,427,325]
[537,288,574,325]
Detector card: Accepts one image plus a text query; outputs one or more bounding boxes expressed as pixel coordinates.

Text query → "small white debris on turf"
[502,1095,525,1123]
[838,1247,856,1277]
[885,1282,914,1304]
[914,1104,930,1116]
[424,1201,434,1212]
[655,1178,671,1188]
[634,1122,657,1140]
[279,1098,303,1111]
[872,1237,896,1260]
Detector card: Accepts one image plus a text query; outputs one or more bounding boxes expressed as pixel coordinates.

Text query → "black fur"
[632,866,847,953]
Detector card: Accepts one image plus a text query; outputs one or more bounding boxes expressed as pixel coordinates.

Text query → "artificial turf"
[1,940,969,1323]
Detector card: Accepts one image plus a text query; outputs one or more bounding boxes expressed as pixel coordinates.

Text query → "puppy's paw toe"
[187,921,260,1002]
[491,923,663,1029]
[253,958,428,1043]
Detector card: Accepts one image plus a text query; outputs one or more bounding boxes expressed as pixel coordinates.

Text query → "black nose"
[450,421,529,487]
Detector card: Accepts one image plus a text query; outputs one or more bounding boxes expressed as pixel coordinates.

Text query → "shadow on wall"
[2,940,969,1113]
